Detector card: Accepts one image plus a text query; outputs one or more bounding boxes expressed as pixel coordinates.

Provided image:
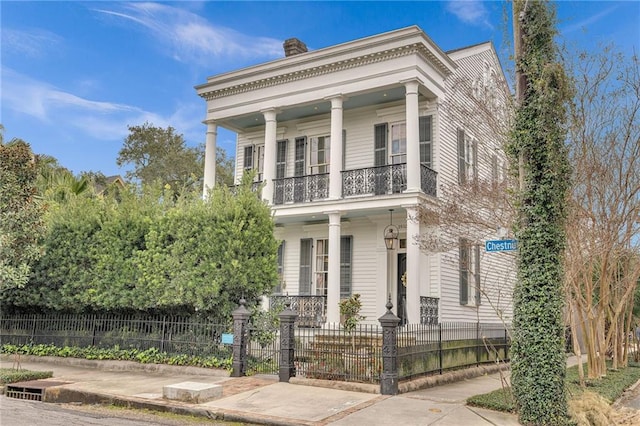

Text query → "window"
[243,145,254,171]
[315,239,329,296]
[256,145,265,181]
[419,116,433,168]
[459,238,481,305]
[276,140,287,179]
[391,122,406,164]
[340,236,353,298]
[274,242,285,294]
[491,154,499,184]
[457,129,477,185]
[299,239,313,295]
[294,137,306,177]
[374,123,388,167]
[310,136,330,174]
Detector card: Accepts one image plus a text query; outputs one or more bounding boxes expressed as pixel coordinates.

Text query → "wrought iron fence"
[273,174,329,205]
[0,314,232,359]
[270,295,327,327]
[342,164,406,197]
[293,322,383,384]
[397,322,510,381]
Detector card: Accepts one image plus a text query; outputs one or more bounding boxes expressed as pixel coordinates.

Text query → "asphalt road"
[0,396,254,426]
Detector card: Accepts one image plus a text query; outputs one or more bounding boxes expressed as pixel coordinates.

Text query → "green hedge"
[0,368,53,385]
[1,343,232,370]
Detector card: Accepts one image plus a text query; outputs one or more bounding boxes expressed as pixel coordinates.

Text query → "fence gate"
[246,320,280,375]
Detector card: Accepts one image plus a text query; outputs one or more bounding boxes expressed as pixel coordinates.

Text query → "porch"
[272,163,437,205]
[270,295,440,327]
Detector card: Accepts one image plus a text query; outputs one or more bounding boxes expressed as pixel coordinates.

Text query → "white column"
[328,95,344,200]
[405,206,421,323]
[202,120,217,199]
[404,80,421,193]
[262,108,278,205]
[326,211,342,324]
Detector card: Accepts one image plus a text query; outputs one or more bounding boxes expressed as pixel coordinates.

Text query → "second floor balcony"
[272,163,437,205]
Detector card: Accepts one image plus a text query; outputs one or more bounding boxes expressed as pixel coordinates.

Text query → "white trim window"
[457,129,477,185]
[390,122,406,164]
[459,238,481,306]
[315,239,329,296]
[310,135,330,174]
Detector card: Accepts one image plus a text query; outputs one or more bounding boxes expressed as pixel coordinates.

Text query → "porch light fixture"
[384,209,399,250]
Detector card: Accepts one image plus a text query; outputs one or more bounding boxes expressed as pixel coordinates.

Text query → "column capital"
[261,108,280,120]
[324,94,348,104]
[401,78,423,94]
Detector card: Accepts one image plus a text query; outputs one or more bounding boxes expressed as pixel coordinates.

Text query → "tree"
[0,138,46,291]
[116,122,235,193]
[35,155,90,204]
[117,122,202,192]
[563,46,640,378]
[509,1,571,424]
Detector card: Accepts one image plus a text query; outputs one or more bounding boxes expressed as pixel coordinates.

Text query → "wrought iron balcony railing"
[273,174,329,205]
[342,164,407,197]
[271,163,437,205]
[420,164,437,197]
[270,295,327,327]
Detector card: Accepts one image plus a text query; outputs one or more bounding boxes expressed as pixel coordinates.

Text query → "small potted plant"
[339,294,365,351]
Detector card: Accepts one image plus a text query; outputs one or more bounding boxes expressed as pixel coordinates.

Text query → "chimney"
[283,38,308,57]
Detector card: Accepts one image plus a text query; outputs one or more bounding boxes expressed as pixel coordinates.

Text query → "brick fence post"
[231,299,250,377]
[378,299,401,395]
[278,300,298,382]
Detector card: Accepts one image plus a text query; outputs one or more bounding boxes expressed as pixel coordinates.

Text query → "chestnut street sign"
[485,239,518,252]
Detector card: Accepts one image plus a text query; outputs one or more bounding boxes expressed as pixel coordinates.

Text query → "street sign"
[485,239,518,252]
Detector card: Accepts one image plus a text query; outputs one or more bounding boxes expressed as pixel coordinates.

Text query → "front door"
[397,253,407,325]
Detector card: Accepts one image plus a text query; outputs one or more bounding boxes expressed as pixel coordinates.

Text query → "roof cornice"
[198,43,452,101]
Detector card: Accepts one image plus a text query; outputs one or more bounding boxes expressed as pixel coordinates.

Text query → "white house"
[196,26,515,326]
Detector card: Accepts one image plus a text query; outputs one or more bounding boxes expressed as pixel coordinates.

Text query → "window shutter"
[243,145,254,170]
[459,238,469,305]
[294,137,306,177]
[275,241,285,294]
[374,123,387,167]
[342,129,347,171]
[491,154,499,183]
[472,139,478,184]
[457,129,466,184]
[474,244,481,305]
[419,116,432,168]
[340,236,353,298]
[299,238,312,295]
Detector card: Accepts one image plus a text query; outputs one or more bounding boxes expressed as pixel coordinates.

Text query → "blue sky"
[2,1,638,177]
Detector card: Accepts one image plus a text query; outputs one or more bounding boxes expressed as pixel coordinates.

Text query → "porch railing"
[273,174,329,205]
[420,165,437,197]
[270,295,327,327]
[420,296,439,325]
[342,164,406,197]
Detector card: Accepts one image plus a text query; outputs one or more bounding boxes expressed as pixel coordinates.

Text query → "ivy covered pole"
[509,1,571,424]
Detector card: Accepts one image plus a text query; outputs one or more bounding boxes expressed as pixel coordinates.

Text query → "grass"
[0,368,53,385]
[467,361,640,413]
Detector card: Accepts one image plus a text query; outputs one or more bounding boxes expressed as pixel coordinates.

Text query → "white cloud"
[2,28,63,58]
[0,68,201,142]
[93,2,283,66]
[446,0,493,29]
[560,5,619,35]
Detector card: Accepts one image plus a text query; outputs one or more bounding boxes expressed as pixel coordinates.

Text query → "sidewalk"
[0,355,521,425]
